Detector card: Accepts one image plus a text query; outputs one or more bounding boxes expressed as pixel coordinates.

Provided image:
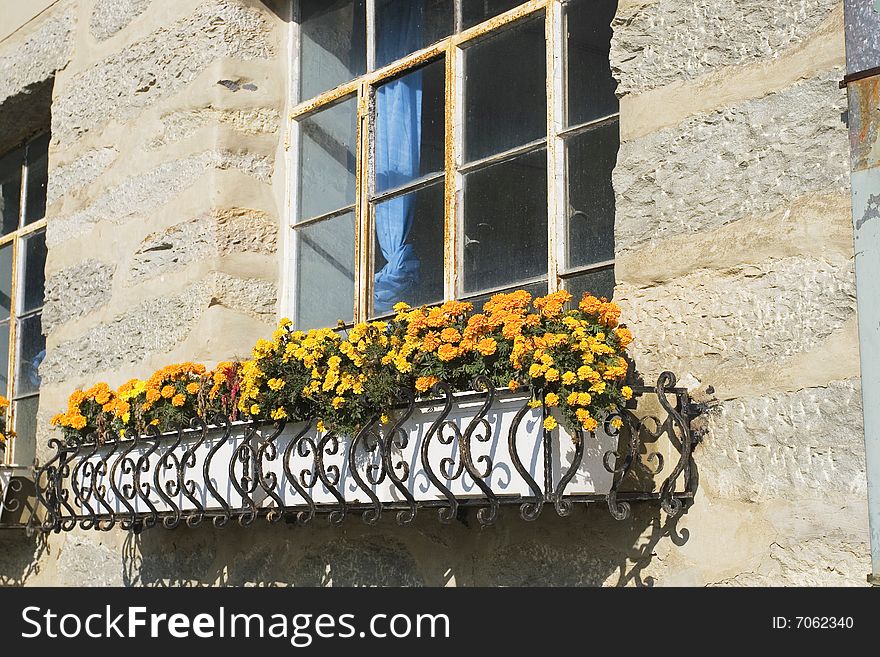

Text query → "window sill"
[33,373,706,533]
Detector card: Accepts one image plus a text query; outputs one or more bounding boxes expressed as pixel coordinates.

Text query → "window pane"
[376,0,453,68]
[296,213,356,329]
[0,244,12,319]
[464,16,546,162]
[566,0,619,126]
[375,59,445,194]
[0,322,8,395]
[298,97,358,222]
[13,396,39,463]
[0,148,22,236]
[15,312,44,397]
[464,279,547,314]
[299,0,366,102]
[463,148,547,294]
[566,121,618,268]
[372,181,444,315]
[21,230,47,314]
[565,267,615,303]
[461,0,527,29]
[24,134,49,224]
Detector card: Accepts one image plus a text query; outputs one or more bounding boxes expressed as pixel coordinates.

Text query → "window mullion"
[444,43,462,302]
[546,0,565,294]
[366,0,376,72]
[355,81,372,323]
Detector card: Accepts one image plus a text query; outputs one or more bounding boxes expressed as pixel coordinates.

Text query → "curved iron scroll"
[23,374,703,533]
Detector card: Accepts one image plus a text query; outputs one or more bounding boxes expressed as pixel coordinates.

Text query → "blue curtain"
[373,2,423,315]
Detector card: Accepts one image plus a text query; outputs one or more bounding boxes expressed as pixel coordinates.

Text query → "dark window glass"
[0,148,22,236]
[376,0,453,68]
[375,59,445,194]
[565,267,615,303]
[296,212,356,329]
[15,312,43,397]
[372,180,445,315]
[461,0,527,29]
[298,97,358,222]
[463,148,547,294]
[0,322,8,395]
[566,121,619,268]
[300,0,367,101]
[464,16,546,162]
[21,230,46,314]
[24,134,49,224]
[566,0,619,126]
[13,396,39,461]
[0,244,12,320]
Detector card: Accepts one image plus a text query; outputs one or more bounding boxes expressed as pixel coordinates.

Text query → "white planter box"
[70,390,620,520]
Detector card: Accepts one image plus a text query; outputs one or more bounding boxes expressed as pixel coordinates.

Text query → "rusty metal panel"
[845,0,880,75]
[849,76,880,172]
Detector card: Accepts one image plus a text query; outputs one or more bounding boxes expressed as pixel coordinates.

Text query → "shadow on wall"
[0,533,48,586]
[118,502,689,587]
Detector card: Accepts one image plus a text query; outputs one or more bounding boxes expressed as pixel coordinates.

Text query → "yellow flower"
[543,416,558,431]
[393,302,411,312]
[171,393,186,407]
[544,392,559,407]
[544,368,560,382]
[316,420,327,432]
[249,404,261,416]
[332,396,345,409]
[150,419,160,426]
[610,417,624,430]
[621,386,633,400]
[271,407,288,421]
[528,399,542,409]
[528,364,543,378]
[507,380,519,392]
[437,344,458,362]
[267,378,286,391]
[561,371,577,386]
[186,382,200,394]
[380,413,390,424]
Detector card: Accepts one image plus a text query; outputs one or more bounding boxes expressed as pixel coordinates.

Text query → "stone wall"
[0,0,870,586]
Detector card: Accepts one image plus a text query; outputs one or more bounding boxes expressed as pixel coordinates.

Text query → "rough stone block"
[615,70,849,252]
[611,0,839,97]
[90,0,153,42]
[54,0,275,143]
[47,147,118,205]
[43,260,116,333]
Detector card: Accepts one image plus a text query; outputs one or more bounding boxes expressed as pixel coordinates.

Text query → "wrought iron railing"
[26,372,705,534]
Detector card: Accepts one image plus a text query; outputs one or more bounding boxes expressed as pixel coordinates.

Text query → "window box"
[34,374,703,532]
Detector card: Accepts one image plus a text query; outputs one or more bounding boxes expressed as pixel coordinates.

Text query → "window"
[290,0,618,329]
[0,133,48,467]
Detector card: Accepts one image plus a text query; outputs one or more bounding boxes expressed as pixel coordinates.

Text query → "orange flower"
[477,338,497,356]
[161,385,175,399]
[598,301,621,328]
[615,327,633,349]
[437,344,458,362]
[171,393,186,407]
[440,327,461,343]
[415,376,440,393]
[579,294,603,315]
[186,382,200,395]
[422,331,441,352]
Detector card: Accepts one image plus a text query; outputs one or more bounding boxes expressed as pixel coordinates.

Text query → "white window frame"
[283,0,619,326]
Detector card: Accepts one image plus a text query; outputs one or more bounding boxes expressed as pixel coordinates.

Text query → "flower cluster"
[51,291,634,441]
[0,395,9,446]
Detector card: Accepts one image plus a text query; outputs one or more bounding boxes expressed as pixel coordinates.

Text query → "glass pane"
[299,0,366,102]
[461,0,526,29]
[24,133,49,224]
[13,396,39,465]
[566,0,619,126]
[372,181,444,315]
[565,267,615,303]
[464,279,547,314]
[0,244,11,319]
[298,97,358,222]
[566,121,619,268]
[0,322,8,396]
[0,148,22,236]
[463,148,547,294]
[22,230,47,313]
[16,312,44,397]
[376,0,453,68]
[375,59,445,194]
[296,213,356,329]
[464,16,546,162]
